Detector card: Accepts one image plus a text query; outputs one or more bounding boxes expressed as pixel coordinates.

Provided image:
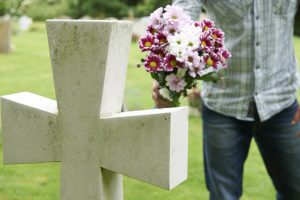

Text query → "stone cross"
[1,20,188,200]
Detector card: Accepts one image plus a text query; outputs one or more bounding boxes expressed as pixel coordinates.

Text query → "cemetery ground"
[0,23,299,200]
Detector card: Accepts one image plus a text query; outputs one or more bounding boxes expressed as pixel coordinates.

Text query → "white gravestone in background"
[1,20,188,200]
[0,15,13,53]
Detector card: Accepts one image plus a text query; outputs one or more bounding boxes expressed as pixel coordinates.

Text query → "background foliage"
[67,0,171,19]
[0,0,298,37]
[0,1,6,16]
[0,0,31,17]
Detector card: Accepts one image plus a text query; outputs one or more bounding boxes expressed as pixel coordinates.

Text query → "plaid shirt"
[173,0,300,121]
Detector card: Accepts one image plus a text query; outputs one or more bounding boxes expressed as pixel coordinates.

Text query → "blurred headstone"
[19,15,32,31]
[133,17,149,39]
[0,15,13,53]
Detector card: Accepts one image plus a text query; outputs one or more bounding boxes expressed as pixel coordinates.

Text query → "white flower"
[179,24,201,50]
[167,43,186,62]
[167,33,190,61]
[159,87,173,101]
[167,23,201,62]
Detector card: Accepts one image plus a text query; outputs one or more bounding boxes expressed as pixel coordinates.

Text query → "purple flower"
[221,49,231,59]
[201,19,215,31]
[147,25,157,35]
[155,32,167,45]
[194,21,201,27]
[143,54,163,72]
[218,49,231,67]
[214,40,224,49]
[166,74,187,92]
[211,28,224,40]
[204,53,219,68]
[139,34,155,52]
[163,54,181,71]
[200,33,213,51]
[152,48,166,58]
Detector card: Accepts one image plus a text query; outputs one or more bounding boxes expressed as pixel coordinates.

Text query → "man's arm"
[172,0,202,21]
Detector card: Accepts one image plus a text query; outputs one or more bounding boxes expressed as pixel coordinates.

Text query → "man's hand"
[291,104,300,137]
[152,81,173,108]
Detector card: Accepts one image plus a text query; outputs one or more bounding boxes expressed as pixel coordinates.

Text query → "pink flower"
[184,49,201,67]
[188,64,205,78]
[139,34,155,52]
[166,74,187,92]
[163,5,188,22]
[213,40,224,49]
[204,53,219,68]
[149,7,164,30]
[147,25,157,35]
[153,48,166,58]
[201,19,215,31]
[200,33,213,51]
[221,49,231,59]
[163,54,181,71]
[218,49,231,66]
[162,21,179,35]
[143,54,163,72]
[211,28,224,40]
[155,32,167,45]
[194,21,201,27]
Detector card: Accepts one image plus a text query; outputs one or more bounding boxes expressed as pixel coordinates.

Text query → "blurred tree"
[123,0,140,6]
[25,0,69,21]
[136,0,171,17]
[68,0,171,19]
[0,0,32,18]
[0,1,7,16]
[69,0,129,18]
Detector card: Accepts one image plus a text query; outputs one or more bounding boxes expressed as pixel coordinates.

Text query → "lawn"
[0,24,299,200]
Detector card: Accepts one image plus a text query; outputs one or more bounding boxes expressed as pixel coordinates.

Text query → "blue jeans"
[202,100,300,200]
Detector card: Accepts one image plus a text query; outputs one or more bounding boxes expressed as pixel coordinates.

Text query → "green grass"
[0,24,299,200]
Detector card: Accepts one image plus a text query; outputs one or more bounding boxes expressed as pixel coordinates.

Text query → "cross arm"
[98,107,188,190]
[1,92,61,164]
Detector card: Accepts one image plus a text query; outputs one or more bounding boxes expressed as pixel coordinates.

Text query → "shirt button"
[256,16,260,20]
[256,65,260,69]
[255,92,258,96]
[256,42,260,46]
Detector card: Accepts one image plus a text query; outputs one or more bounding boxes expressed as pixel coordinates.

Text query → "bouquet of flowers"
[138,5,231,106]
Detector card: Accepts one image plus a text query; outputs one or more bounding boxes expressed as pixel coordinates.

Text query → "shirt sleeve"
[172,0,202,20]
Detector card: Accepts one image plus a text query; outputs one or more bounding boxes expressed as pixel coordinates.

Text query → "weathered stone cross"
[1,20,188,200]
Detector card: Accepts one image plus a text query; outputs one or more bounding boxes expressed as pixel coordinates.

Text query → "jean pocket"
[270,100,299,124]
